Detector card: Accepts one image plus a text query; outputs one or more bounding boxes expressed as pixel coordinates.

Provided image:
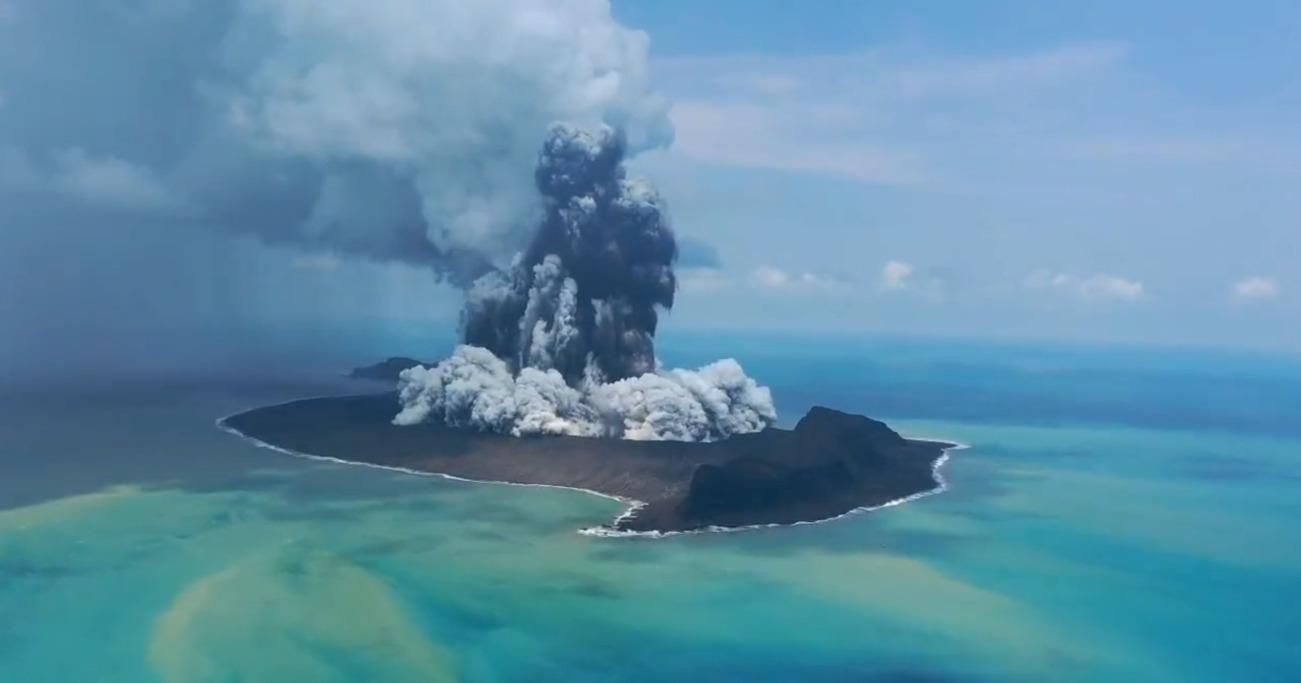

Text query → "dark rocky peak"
[794,406,906,449]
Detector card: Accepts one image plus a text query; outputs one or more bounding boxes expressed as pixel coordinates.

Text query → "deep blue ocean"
[2,333,1299,681]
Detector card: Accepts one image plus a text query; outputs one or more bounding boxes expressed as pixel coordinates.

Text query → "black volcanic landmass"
[223,391,954,533]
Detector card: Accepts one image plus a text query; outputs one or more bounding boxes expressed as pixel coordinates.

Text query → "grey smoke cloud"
[463,125,675,382]
[398,125,777,440]
[0,0,673,283]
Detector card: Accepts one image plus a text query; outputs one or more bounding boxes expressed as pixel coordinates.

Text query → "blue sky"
[607,0,1301,349]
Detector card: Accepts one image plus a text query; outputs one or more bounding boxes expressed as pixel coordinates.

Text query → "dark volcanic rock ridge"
[348,357,431,382]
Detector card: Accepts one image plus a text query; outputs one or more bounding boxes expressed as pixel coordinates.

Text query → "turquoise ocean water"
[2,335,1299,681]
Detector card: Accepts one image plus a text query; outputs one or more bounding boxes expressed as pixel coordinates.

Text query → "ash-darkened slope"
[221,395,954,533]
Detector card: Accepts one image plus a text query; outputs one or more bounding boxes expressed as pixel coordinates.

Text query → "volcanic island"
[222,127,956,534]
[222,365,956,535]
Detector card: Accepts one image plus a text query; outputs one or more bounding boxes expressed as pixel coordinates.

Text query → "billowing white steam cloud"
[0,0,672,282]
[395,346,776,441]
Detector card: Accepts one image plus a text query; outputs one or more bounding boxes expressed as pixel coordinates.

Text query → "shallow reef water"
[2,340,1299,681]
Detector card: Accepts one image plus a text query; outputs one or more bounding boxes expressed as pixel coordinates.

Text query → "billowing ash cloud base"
[393,125,778,441]
[395,346,775,441]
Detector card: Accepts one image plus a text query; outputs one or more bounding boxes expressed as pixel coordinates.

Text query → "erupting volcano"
[392,125,776,442]
[219,122,958,534]
[181,0,958,535]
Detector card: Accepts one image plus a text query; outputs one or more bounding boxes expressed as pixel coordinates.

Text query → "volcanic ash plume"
[0,0,772,436]
[394,126,777,441]
[0,0,675,286]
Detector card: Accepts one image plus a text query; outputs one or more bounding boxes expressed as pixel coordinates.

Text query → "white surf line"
[578,438,968,539]
[216,398,966,540]
[215,401,643,515]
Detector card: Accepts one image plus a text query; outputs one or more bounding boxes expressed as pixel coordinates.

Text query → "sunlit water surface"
[2,338,1299,681]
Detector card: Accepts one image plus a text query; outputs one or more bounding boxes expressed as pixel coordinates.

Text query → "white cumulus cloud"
[750,266,845,293]
[1025,269,1144,302]
[677,268,732,293]
[1232,276,1279,303]
[879,260,914,291]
